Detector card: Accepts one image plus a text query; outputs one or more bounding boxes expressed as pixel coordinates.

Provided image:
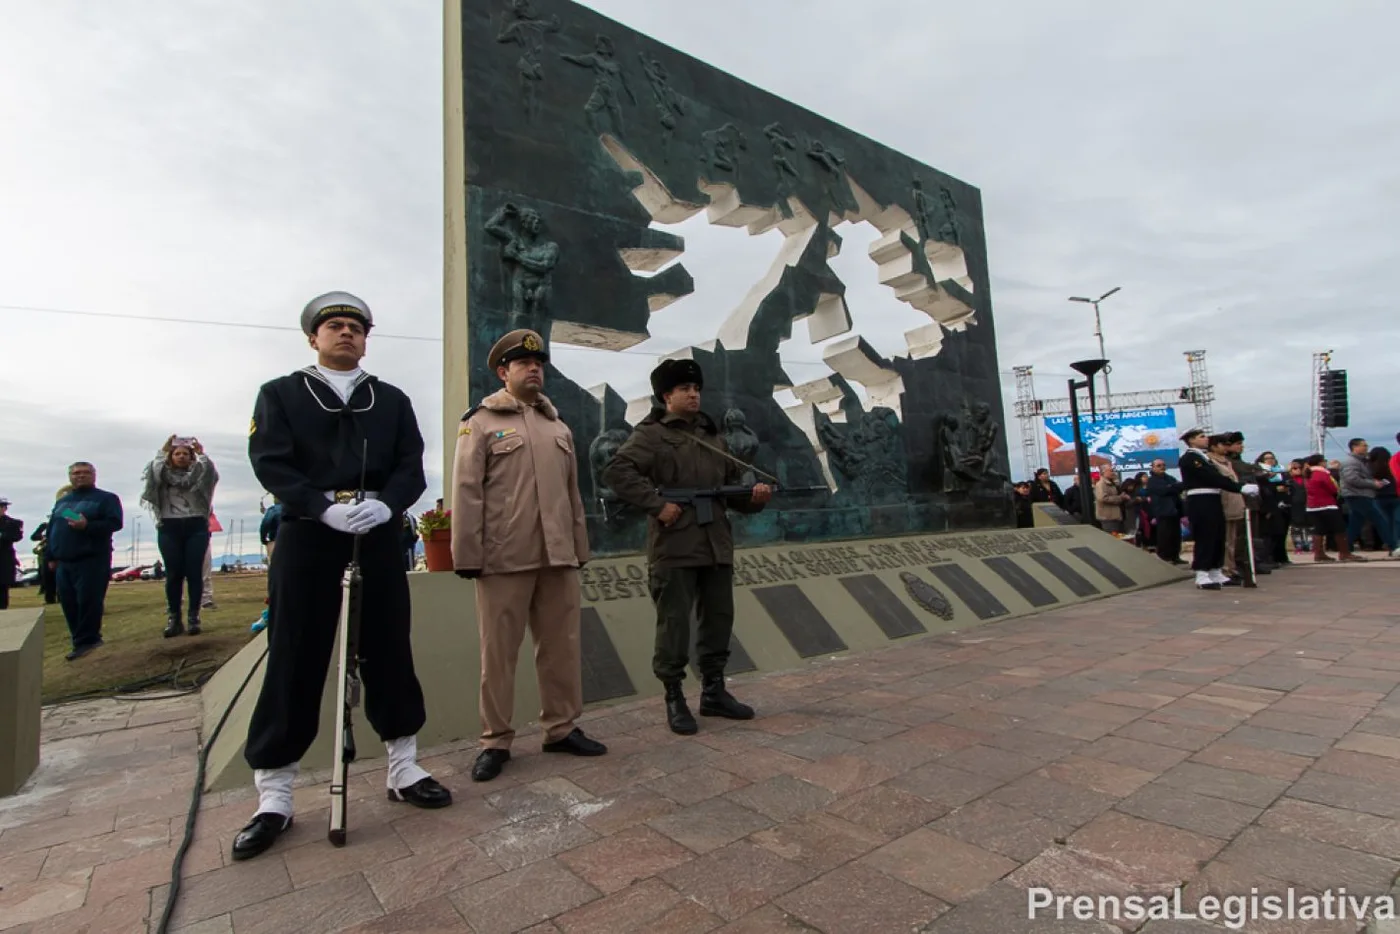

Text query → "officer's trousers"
[649,564,734,683]
[244,519,426,770]
[1187,495,1226,571]
[475,566,582,750]
[56,555,110,649]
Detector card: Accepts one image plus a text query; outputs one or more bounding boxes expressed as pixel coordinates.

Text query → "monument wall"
[444,0,1015,556]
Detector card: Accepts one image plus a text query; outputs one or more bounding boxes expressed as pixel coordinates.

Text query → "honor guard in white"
[233,292,451,861]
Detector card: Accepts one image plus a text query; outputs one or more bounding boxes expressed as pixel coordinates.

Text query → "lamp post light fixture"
[1068,287,1120,402]
[1068,358,1110,527]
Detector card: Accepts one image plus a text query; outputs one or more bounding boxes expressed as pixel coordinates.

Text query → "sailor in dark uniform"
[232,291,451,862]
[1179,427,1244,590]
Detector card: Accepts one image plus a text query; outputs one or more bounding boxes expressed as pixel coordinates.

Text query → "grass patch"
[10,573,268,703]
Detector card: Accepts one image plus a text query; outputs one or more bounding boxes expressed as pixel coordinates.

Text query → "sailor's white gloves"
[346,499,392,533]
[319,503,356,534]
[1240,483,1259,496]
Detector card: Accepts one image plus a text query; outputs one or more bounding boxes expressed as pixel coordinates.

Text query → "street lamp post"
[1068,287,1120,403]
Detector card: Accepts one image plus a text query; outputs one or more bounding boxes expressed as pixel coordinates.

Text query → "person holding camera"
[141,435,219,636]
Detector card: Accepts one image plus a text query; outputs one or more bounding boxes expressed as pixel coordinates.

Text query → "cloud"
[2,0,1397,555]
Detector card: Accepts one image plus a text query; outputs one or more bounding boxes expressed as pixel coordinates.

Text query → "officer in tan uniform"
[451,328,606,782]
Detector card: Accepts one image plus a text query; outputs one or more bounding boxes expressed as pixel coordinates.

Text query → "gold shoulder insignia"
[249,417,256,437]
[458,424,472,437]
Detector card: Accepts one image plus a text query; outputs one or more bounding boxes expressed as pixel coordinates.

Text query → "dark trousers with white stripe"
[1187,494,1226,571]
[244,518,426,770]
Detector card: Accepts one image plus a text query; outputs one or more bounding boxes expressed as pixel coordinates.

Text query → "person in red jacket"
[1303,453,1361,562]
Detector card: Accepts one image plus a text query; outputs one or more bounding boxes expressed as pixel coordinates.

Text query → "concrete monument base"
[199,525,1186,792]
[0,608,44,797]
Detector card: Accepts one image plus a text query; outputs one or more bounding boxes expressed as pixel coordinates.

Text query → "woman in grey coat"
[141,435,218,636]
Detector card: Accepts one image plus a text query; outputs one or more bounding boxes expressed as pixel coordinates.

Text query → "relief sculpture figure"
[485,203,559,326]
[496,0,560,120]
[722,408,761,487]
[764,122,801,217]
[940,401,1006,491]
[560,34,636,135]
[701,122,748,174]
[639,53,685,158]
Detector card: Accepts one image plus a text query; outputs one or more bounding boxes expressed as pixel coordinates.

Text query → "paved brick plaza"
[3,562,1399,933]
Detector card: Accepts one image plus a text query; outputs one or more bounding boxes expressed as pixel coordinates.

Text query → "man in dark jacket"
[47,464,124,658]
[603,358,771,734]
[1142,460,1184,564]
[0,498,22,610]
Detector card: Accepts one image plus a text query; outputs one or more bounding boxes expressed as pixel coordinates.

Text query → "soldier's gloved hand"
[455,569,481,579]
[345,499,392,533]
[319,503,356,534]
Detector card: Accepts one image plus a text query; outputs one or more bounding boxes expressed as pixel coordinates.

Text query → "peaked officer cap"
[301,291,373,335]
[651,358,704,399]
[488,329,549,371]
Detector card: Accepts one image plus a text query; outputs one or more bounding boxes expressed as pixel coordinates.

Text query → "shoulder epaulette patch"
[460,404,481,422]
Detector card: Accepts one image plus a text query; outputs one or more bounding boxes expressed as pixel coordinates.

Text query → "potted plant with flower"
[418,505,453,572]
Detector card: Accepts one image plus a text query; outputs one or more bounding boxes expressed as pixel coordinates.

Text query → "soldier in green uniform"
[603,358,771,734]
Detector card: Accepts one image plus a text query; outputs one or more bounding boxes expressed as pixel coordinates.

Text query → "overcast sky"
[3,0,1396,564]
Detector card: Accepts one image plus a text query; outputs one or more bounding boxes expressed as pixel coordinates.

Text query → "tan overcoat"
[451,389,589,575]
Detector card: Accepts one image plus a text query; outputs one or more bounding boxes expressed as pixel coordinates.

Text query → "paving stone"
[932,799,1072,863]
[647,797,774,854]
[1334,731,1400,760]
[1287,770,1400,819]
[0,812,117,855]
[1257,797,1400,858]
[662,840,815,921]
[172,915,235,934]
[723,775,835,823]
[0,849,49,887]
[1112,719,1224,752]
[817,715,910,742]
[1115,781,1262,839]
[362,840,503,913]
[1068,811,1224,881]
[854,734,948,774]
[886,761,1003,809]
[551,878,720,934]
[928,880,1122,933]
[336,896,470,933]
[1188,740,1314,781]
[1218,825,1400,892]
[823,784,947,838]
[150,854,293,929]
[708,748,812,783]
[1080,735,1194,773]
[568,786,679,835]
[989,775,1116,827]
[486,778,596,823]
[893,720,990,754]
[1156,761,1291,807]
[1220,724,1335,758]
[748,811,887,873]
[775,862,950,933]
[1039,755,1159,798]
[644,765,750,806]
[983,727,1087,763]
[1247,710,1357,740]
[1024,714,1120,742]
[449,858,600,934]
[229,872,384,934]
[1313,748,1400,785]
[859,827,1019,903]
[937,745,1044,782]
[1090,691,1178,711]
[0,871,91,930]
[765,730,865,762]
[282,818,411,887]
[391,795,508,855]
[557,824,694,894]
[472,811,599,871]
[27,889,151,934]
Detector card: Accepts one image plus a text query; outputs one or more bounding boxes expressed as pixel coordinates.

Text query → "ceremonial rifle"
[328,441,368,846]
[658,485,828,525]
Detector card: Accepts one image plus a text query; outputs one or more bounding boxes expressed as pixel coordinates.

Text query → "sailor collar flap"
[478,389,559,421]
[298,366,376,412]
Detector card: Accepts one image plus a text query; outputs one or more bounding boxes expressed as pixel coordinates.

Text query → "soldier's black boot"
[163,611,183,638]
[699,674,754,720]
[187,609,201,636]
[664,681,697,735]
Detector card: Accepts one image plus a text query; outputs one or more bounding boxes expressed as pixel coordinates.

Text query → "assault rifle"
[658,484,828,525]
[328,442,368,847]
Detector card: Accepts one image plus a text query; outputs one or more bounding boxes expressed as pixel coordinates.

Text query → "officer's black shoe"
[187,613,202,636]
[471,749,510,782]
[64,639,104,662]
[231,812,292,861]
[663,681,698,735]
[388,776,453,808]
[163,613,183,638]
[699,675,755,720]
[542,728,607,756]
